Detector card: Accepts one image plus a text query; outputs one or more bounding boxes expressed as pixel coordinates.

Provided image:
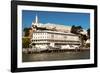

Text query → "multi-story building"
[30,15,81,50]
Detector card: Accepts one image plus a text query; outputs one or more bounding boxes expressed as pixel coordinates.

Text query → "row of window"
[33,32,76,37]
[32,40,80,43]
[32,36,79,41]
[33,36,48,39]
[33,33,47,35]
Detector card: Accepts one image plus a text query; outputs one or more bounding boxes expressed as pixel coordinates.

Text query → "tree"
[71,25,76,33]
[71,25,88,47]
[22,37,31,48]
[82,35,87,41]
[87,28,90,39]
[71,25,83,34]
[80,34,88,47]
[23,28,31,37]
[76,26,83,34]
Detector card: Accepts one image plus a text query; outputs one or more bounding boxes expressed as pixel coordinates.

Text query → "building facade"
[30,15,81,50]
[31,30,80,48]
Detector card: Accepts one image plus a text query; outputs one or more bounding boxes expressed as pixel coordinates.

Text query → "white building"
[30,15,81,50]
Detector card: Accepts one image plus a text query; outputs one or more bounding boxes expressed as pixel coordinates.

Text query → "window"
[51,34,54,38]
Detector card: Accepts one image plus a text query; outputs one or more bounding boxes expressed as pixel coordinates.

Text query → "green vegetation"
[22,37,31,48]
[87,28,90,39]
[71,25,90,47]
[71,25,83,34]
[79,34,88,47]
[85,43,90,48]
[23,27,31,37]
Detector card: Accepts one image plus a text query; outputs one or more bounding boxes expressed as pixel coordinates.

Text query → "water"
[22,51,90,62]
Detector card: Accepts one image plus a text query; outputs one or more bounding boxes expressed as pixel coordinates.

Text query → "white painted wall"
[0,0,99,73]
[32,32,79,41]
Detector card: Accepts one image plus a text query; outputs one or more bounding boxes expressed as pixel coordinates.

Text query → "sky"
[22,10,90,30]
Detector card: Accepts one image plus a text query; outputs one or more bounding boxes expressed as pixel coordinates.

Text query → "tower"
[35,14,38,24]
[32,14,39,27]
[30,14,39,37]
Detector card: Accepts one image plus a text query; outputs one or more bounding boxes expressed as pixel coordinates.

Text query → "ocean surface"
[22,50,90,62]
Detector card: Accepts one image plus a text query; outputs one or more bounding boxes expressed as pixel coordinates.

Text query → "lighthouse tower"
[32,14,39,27]
[29,14,39,38]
